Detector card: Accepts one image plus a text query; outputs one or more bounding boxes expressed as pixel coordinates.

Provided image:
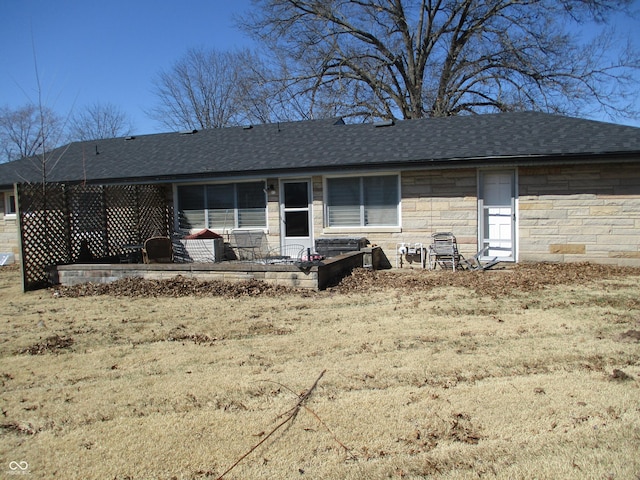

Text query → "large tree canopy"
[0,103,65,163]
[241,0,639,122]
[149,48,265,130]
[148,47,310,129]
[68,102,134,142]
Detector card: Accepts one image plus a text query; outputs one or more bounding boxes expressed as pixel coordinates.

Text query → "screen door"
[281,180,313,252]
[479,170,515,260]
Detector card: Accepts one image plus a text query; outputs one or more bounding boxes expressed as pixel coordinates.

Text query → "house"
[1,111,639,274]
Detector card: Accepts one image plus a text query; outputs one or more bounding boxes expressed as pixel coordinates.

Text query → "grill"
[315,237,369,257]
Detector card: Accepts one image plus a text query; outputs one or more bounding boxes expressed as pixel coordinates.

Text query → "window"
[326,175,399,227]
[177,182,266,230]
[3,192,16,216]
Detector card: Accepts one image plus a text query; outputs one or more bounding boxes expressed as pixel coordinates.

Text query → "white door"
[281,180,313,253]
[480,170,515,260]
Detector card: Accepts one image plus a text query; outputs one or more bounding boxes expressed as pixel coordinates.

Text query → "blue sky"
[1,0,639,135]
[0,0,254,135]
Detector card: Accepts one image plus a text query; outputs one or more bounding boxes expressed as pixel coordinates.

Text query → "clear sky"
[0,0,254,135]
[1,0,639,135]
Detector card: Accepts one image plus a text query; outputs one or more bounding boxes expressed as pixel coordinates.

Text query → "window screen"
[326,175,398,227]
[178,182,266,230]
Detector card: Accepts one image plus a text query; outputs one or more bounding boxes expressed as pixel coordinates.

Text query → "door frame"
[478,169,517,262]
[279,179,314,252]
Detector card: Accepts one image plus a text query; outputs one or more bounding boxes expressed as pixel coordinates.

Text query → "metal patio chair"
[230,230,267,261]
[427,232,463,271]
[263,244,305,265]
[459,246,501,271]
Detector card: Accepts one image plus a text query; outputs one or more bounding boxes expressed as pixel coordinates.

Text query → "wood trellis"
[17,182,172,291]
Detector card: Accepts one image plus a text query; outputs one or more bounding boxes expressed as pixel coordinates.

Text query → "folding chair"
[459,246,500,271]
[427,232,463,271]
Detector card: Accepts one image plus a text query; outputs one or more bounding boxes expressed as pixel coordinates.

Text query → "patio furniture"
[120,243,144,263]
[263,244,305,264]
[142,236,173,264]
[230,230,267,261]
[427,232,463,271]
[460,246,501,271]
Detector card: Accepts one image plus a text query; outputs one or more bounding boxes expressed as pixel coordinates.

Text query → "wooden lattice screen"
[17,183,172,291]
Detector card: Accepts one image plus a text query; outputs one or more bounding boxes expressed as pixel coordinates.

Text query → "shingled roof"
[1,111,639,188]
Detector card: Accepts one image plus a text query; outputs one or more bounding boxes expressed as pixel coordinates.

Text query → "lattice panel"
[105,185,140,251]
[138,185,171,239]
[18,183,71,289]
[68,185,108,259]
[18,182,172,291]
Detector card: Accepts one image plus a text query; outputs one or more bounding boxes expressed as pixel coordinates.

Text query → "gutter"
[2,151,637,188]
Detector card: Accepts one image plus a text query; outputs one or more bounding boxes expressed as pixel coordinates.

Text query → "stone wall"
[378,169,478,267]
[265,177,281,249]
[519,162,640,266]
[396,169,477,256]
[50,252,364,291]
[9,161,639,273]
[0,192,20,261]
[299,170,479,267]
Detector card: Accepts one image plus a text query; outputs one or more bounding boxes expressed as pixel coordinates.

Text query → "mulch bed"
[335,262,640,297]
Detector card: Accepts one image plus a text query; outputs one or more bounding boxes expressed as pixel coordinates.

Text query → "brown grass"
[1,263,639,479]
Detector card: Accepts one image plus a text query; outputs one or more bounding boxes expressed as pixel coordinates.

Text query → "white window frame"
[323,173,401,233]
[3,191,16,218]
[174,181,268,233]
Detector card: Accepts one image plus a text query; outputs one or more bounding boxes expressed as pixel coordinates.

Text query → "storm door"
[479,170,516,261]
[281,180,313,252]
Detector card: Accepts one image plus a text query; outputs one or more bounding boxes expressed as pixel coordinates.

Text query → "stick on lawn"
[216,370,327,480]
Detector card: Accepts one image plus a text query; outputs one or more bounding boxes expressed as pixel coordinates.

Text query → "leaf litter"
[52,262,639,298]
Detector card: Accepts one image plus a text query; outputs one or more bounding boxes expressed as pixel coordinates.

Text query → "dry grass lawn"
[1,263,639,479]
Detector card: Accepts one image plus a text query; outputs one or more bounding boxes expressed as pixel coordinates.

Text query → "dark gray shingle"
[1,112,639,188]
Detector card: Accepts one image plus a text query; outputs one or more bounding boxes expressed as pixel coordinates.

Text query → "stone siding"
[8,161,640,273]
[265,178,281,245]
[398,169,477,253]
[320,169,478,263]
[0,213,19,260]
[519,163,640,266]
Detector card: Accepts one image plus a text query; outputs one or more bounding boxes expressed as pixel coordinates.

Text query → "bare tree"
[0,103,65,163]
[149,47,267,130]
[240,0,640,122]
[68,102,134,141]
[232,49,326,124]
